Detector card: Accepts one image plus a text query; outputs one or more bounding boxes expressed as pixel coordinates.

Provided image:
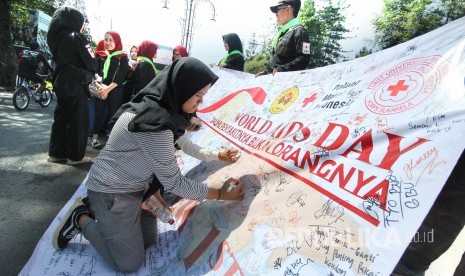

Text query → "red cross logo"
[302,93,318,107]
[388,80,409,97]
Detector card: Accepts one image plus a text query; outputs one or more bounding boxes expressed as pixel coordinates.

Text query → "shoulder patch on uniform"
[302,42,311,54]
[86,44,94,57]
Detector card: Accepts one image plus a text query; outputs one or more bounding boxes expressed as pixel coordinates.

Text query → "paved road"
[0,87,100,275]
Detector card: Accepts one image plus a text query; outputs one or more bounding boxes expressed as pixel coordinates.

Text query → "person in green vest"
[91,31,129,149]
[213,33,245,72]
[256,0,310,76]
[123,40,158,104]
[131,40,159,96]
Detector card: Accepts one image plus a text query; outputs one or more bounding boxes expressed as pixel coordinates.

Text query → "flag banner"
[21,17,465,276]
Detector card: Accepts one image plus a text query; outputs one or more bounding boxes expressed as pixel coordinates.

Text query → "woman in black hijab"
[52,57,245,272]
[47,6,97,164]
[216,33,245,71]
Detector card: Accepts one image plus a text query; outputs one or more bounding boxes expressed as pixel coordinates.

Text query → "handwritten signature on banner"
[205,113,430,226]
[193,55,461,228]
[171,49,465,275]
[19,16,465,276]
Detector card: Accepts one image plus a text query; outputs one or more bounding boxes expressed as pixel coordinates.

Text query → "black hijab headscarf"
[47,6,85,58]
[112,57,218,140]
[222,33,243,53]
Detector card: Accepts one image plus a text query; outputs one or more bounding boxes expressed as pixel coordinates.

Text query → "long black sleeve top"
[133,61,157,95]
[103,55,129,87]
[266,24,311,73]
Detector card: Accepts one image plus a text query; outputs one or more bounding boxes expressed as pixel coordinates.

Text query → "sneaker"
[52,201,89,250]
[91,140,103,149]
[67,156,93,165]
[47,156,68,164]
[80,196,95,219]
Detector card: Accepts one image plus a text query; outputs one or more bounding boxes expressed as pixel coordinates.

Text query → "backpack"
[18,50,40,73]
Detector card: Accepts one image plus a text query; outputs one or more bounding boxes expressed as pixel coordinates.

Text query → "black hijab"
[47,6,85,58]
[112,57,218,140]
[222,33,243,53]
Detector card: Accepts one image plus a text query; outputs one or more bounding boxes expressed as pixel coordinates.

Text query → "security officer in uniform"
[256,0,311,76]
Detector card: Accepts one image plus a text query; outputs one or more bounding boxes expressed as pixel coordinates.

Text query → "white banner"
[21,16,465,276]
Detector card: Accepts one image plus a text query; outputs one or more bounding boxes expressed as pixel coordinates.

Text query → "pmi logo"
[270,86,299,114]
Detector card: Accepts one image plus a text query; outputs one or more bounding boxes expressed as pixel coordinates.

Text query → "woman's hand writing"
[218,149,240,163]
[218,178,244,200]
[186,116,202,132]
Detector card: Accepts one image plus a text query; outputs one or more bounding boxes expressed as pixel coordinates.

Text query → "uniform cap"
[270,0,301,13]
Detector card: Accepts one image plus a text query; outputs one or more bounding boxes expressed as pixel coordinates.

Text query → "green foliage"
[10,0,67,48]
[373,0,465,50]
[299,0,322,68]
[244,53,270,74]
[243,22,276,73]
[1,0,67,85]
[355,46,373,58]
[442,0,465,21]
[11,0,63,26]
[299,0,349,69]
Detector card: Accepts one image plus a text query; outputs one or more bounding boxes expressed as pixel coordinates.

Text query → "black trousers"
[395,149,465,274]
[93,87,123,135]
[49,93,89,161]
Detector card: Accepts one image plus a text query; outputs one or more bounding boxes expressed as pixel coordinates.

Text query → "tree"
[355,46,373,58]
[244,53,270,74]
[244,33,259,60]
[244,26,275,73]
[373,0,465,50]
[298,0,322,68]
[442,0,465,22]
[1,0,68,86]
[299,0,350,69]
[0,0,16,85]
